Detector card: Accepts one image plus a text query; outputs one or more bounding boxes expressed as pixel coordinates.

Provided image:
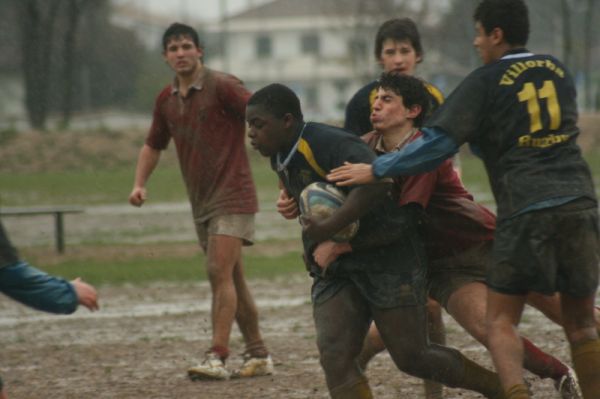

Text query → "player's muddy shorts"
[311,266,427,310]
[194,213,255,252]
[0,374,3,390]
[489,198,599,296]
[427,241,491,308]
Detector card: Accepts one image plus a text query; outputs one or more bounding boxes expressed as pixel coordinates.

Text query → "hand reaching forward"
[71,278,99,311]
[327,162,376,186]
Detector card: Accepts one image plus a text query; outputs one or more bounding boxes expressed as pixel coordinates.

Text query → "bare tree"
[60,0,90,127]
[17,0,63,130]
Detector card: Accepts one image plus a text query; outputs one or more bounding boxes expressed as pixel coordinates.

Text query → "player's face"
[246,104,288,157]
[163,36,203,76]
[370,87,416,133]
[378,39,421,76]
[473,22,497,65]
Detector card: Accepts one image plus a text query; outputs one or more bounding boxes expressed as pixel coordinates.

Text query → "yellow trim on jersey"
[297,138,327,178]
[425,83,444,105]
[368,87,378,112]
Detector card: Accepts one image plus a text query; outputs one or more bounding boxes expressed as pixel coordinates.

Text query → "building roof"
[227,0,396,21]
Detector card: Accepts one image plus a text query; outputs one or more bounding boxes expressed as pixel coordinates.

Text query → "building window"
[256,36,272,58]
[301,34,320,55]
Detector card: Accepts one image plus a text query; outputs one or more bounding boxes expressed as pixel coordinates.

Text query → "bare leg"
[373,304,503,398]
[356,297,444,373]
[449,282,568,381]
[527,291,600,332]
[205,235,242,352]
[232,256,267,355]
[561,293,600,399]
[314,284,372,392]
[486,289,528,392]
[424,298,445,399]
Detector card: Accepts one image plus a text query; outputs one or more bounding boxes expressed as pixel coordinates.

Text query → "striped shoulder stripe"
[425,83,444,105]
[368,87,378,110]
[297,138,327,178]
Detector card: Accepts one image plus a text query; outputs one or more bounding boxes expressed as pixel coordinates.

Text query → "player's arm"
[129,144,161,207]
[327,127,459,186]
[302,181,392,242]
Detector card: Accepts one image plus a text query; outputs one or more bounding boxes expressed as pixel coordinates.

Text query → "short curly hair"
[474,0,529,46]
[377,72,429,127]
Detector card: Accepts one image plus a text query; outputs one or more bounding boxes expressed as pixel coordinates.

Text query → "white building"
[205,0,392,123]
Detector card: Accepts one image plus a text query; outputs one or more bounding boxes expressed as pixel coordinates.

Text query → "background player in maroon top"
[129,23,272,380]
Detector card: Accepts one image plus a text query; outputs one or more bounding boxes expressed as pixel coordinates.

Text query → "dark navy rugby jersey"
[427,49,596,219]
[271,122,424,277]
[344,79,444,136]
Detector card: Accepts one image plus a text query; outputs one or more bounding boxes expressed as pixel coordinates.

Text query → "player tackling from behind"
[331,72,582,398]
[328,1,600,398]
[247,83,508,399]
[129,22,272,380]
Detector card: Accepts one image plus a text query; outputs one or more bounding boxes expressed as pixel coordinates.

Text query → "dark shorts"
[311,265,427,309]
[489,199,599,296]
[427,241,491,308]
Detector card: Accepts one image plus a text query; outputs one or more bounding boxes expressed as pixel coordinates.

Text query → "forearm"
[0,261,79,314]
[133,144,161,187]
[372,127,459,178]
[319,183,391,238]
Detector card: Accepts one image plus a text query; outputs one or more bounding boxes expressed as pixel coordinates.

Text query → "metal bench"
[0,206,84,253]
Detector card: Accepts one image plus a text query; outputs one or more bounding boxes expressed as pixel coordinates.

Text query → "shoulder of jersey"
[425,82,445,105]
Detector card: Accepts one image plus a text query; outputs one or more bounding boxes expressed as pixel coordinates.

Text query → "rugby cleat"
[187,351,231,381]
[554,367,582,399]
[231,354,274,379]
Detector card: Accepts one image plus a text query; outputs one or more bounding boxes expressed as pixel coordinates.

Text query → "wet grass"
[21,241,304,286]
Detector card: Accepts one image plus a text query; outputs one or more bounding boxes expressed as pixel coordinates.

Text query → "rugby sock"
[458,354,504,399]
[521,337,568,380]
[329,375,373,399]
[244,338,269,358]
[504,384,531,399]
[571,338,600,399]
[209,345,229,361]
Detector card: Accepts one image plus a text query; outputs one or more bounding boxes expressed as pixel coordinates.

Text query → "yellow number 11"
[517,80,561,133]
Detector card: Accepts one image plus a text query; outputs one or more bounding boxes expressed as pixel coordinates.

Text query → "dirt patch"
[0,276,585,399]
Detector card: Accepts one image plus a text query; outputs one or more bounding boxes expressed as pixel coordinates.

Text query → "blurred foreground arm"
[0,261,98,314]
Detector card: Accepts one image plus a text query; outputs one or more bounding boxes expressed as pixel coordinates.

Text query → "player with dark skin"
[247,83,507,399]
[283,20,447,398]
[327,1,600,398]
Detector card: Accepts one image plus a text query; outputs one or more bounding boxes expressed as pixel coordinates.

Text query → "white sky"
[116,0,270,23]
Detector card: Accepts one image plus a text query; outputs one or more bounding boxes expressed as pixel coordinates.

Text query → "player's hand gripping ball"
[298,182,359,242]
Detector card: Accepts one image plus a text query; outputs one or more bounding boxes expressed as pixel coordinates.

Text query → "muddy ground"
[0,270,584,399]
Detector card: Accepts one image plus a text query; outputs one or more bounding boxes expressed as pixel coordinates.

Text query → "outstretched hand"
[71,278,99,311]
[327,162,376,186]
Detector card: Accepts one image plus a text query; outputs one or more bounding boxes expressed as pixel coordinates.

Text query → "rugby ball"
[298,182,359,242]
